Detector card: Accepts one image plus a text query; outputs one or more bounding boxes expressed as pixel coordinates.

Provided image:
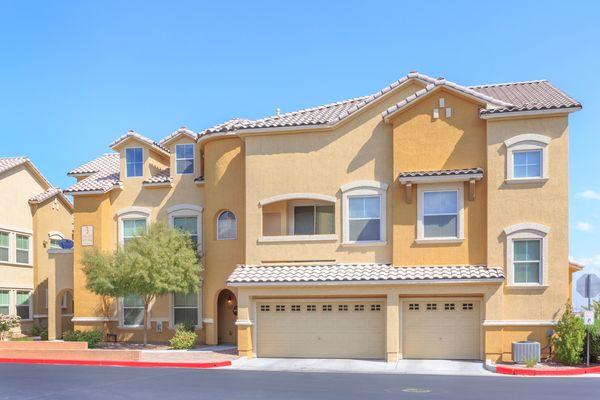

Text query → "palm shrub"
[553,303,585,365]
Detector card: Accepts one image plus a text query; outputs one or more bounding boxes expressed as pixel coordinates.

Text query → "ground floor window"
[173,292,198,326]
[16,291,31,319]
[123,294,144,327]
[0,290,9,314]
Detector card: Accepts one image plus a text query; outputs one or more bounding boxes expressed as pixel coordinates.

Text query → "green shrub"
[29,324,44,337]
[174,321,196,332]
[40,329,48,341]
[524,356,538,368]
[63,330,102,348]
[553,304,585,365]
[169,329,197,349]
[590,301,600,362]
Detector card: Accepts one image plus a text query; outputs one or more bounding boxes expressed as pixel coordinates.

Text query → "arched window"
[217,211,237,240]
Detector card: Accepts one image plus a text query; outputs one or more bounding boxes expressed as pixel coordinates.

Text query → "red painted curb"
[496,364,600,376]
[0,357,232,369]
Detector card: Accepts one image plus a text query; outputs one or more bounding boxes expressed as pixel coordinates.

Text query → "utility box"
[512,341,541,364]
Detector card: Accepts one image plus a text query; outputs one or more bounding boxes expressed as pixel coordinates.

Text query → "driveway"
[228,357,494,376]
[2,363,600,400]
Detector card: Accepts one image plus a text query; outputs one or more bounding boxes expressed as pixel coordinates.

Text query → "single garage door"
[402,299,480,360]
[257,299,385,359]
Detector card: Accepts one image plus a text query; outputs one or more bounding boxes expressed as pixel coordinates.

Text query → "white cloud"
[575,221,593,232]
[578,190,600,200]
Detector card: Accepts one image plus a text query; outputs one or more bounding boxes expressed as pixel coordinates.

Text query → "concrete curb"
[483,359,497,373]
[0,357,232,369]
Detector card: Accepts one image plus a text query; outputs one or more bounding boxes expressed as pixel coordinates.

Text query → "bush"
[29,324,44,337]
[174,321,196,332]
[40,329,48,341]
[63,330,102,348]
[169,329,197,349]
[590,301,600,362]
[0,314,20,341]
[553,304,585,365]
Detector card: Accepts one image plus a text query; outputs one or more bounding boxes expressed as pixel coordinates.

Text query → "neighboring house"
[0,157,74,337]
[65,72,581,363]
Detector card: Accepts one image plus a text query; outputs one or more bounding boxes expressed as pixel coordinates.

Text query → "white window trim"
[14,233,33,266]
[504,134,550,183]
[124,146,144,178]
[341,181,388,245]
[0,230,10,264]
[167,204,203,254]
[175,143,195,175]
[116,207,151,246]
[118,296,149,329]
[216,210,237,241]
[416,182,464,243]
[170,290,202,330]
[504,222,549,287]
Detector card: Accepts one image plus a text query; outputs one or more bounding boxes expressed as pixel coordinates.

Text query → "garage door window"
[275,305,286,312]
[322,305,332,312]
[307,305,316,312]
[338,305,348,311]
[462,303,474,310]
[354,304,364,311]
[291,305,301,312]
[426,303,437,311]
[260,305,270,312]
[408,303,419,311]
[371,304,381,312]
[444,303,455,311]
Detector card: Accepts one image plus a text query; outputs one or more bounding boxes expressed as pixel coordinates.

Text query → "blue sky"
[1,1,599,303]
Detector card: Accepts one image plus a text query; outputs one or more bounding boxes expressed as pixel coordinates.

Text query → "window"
[176,144,195,175]
[462,303,474,310]
[307,305,316,312]
[260,305,270,312]
[322,304,332,312]
[173,292,198,326]
[49,239,62,249]
[371,304,381,312]
[423,191,458,238]
[444,303,455,311]
[217,211,237,240]
[293,205,334,235]
[275,305,285,312]
[122,219,146,245]
[48,232,65,250]
[513,150,541,178]
[16,291,31,320]
[173,216,199,248]
[0,290,9,314]
[61,292,68,309]
[513,239,541,284]
[0,231,9,262]
[504,223,549,286]
[348,196,381,241]
[504,134,550,182]
[426,303,437,311]
[16,235,30,264]
[354,304,365,311]
[408,303,419,311]
[123,294,144,327]
[338,304,348,312]
[291,305,301,312]
[125,147,143,177]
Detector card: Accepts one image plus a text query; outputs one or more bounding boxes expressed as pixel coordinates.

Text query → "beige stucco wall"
[486,115,570,321]
[390,89,487,266]
[243,82,424,266]
[0,164,46,231]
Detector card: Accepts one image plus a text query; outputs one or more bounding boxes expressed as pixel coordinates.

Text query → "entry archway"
[217,289,237,344]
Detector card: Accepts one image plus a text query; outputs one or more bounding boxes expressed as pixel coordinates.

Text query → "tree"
[81,221,201,346]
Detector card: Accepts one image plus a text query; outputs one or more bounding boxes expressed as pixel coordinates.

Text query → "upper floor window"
[122,219,147,245]
[217,211,237,240]
[341,181,388,245]
[422,190,458,238]
[0,231,9,262]
[514,150,541,179]
[49,231,65,250]
[348,196,381,241]
[504,134,550,183]
[176,144,194,175]
[173,292,199,327]
[513,239,541,284]
[125,147,143,177]
[173,216,199,248]
[504,223,549,287]
[15,234,30,264]
[417,183,464,242]
[293,205,334,235]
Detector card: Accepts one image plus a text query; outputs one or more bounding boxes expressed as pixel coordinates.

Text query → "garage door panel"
[257,300,384,359]
[402,300,480,360]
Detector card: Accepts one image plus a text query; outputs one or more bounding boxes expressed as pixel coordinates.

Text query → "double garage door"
[257,299,385,359]
[256,298,480,360]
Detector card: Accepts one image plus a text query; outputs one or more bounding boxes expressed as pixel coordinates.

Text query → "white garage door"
[402,299,480,360]
[257,299,385,359]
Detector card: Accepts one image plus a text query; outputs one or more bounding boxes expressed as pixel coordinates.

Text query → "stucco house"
[65,72,581,362]
[0,157,74,337]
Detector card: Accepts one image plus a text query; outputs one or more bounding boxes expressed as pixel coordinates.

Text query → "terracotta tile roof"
[399,167,484,179]
[471,80,581,115]
[198,73,580,137]
[143,168,172,184]
[63,153,121,194]
[227,264,504,285]
[109,130,170,155]
[28,187,73,210]
[159,127,196,146]
[0,156,28,175]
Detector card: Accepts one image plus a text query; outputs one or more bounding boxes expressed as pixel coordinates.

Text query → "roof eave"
[160,131,197,147]
[399,172,484,185]
[480,106,582,120]
[142,181,173,188]
[110,136,170,158]
[227,277,504,287]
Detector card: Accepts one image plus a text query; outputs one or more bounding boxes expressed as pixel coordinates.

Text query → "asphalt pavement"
[1,363,599,400]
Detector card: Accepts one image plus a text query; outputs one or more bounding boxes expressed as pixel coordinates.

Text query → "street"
[0,363,599,400]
